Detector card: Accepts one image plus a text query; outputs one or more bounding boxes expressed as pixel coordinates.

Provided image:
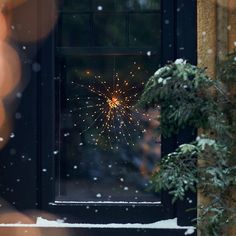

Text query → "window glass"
[94,14,126,47]
[60,0,91,11]
[93,0,160,11]
[59,14,91,47]
[129,14,161,47]
[55,0,161,203]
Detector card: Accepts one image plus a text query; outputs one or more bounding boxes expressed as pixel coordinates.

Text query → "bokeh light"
[8,0,58,42]
[3,0,27,10]
[0,42,21,98]
[0,212,41,236]
[0,100,6,129]
[0,119,12,150]
[0,12,8,41]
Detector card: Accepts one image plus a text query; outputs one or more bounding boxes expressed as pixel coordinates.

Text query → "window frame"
[37,0,197,225]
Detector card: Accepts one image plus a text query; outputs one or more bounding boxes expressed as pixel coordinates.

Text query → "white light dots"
[97,5,103,11]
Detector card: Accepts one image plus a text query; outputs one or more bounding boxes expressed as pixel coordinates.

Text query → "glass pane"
[130,13,161,47]
[55,0,161,203]
[93,0,160,11]
[59,14,91,47]
[59,0,90,11]
[55,54,162,202]
[94,14,126,47]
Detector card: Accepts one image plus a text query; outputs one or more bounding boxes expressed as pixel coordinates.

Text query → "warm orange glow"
[107,97,120,109]
[9,0,58,42]
[4,0,27,10]
[0,42,21,98]
[0,119,12,150]
[26,210,70,236]
[0,212,41,236]
[0,13,8,41]
[0,209,71,236]
[0,100,6,129]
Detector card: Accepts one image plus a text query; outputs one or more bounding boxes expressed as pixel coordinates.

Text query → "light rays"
[69,74,150,149]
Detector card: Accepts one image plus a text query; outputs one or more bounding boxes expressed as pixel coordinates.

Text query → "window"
[55,0,162,204]
[0,0,197,233]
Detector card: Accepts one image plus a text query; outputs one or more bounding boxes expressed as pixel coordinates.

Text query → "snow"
[32,63,41,72]
[15,112,22,119]
[174,59,187,65]
[158,77,163,83]
[207,49,213,54]
[0,217,195,230]
[16,92,22,98]
[164,19,170,24]
[185,228,195,235]
[52,200,161,205]
[154,67,166,76]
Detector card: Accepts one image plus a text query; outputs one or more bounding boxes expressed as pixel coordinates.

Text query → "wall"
[197,0,236,235]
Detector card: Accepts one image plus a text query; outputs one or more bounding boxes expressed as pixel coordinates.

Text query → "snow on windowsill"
[52,200,162,205]
[0,217,195,234]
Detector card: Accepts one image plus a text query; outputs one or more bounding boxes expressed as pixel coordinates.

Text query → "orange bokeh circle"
[9,0,58,42]
[0,42,21,98]
[0,118,11,150]
[0,100,6,129]
[3,0,27,10]
[0,12,8,41]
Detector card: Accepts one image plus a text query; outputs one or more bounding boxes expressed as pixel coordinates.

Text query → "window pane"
[94,14,126,47]
[59,14,91,47]
[55,0,161,203]
[93,0,160,11]
[59,0,90,11]
[55,54,162,202]
[129,13,161,47]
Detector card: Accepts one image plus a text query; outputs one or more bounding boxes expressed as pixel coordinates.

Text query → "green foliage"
[139,59,229,138]
[139,57,236,235]
[151,143,198,203]
[218,50,236,83]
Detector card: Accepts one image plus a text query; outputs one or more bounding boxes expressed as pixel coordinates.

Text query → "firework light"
[68,73,150,150]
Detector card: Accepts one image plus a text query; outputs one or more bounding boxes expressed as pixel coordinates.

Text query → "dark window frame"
[37,0,197,225]
[39,0,172,224]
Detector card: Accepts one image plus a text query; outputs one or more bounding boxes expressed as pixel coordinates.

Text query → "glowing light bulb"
[107,97,120,109]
